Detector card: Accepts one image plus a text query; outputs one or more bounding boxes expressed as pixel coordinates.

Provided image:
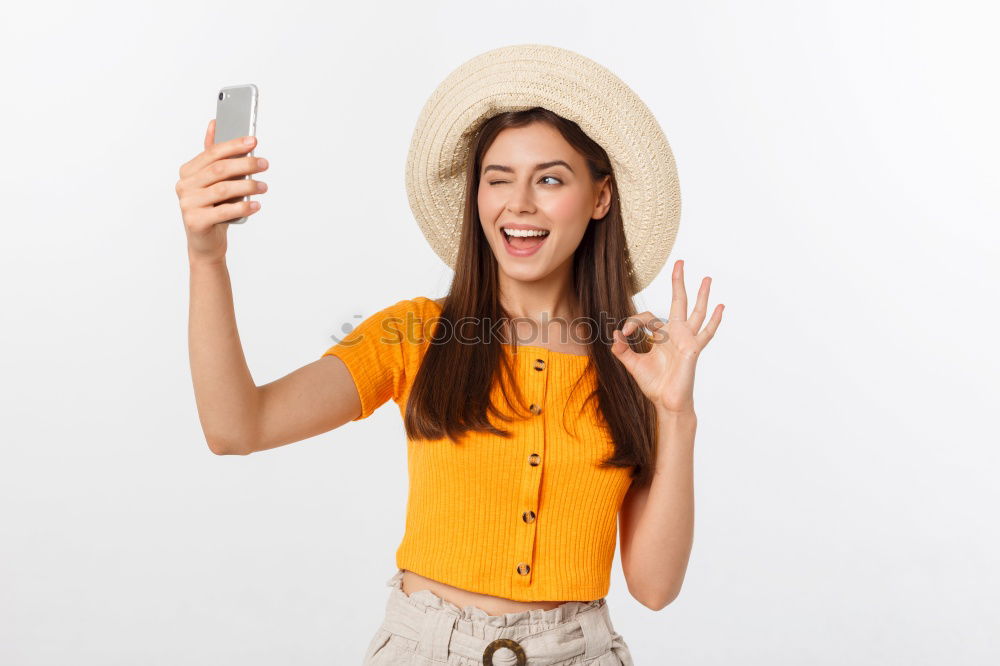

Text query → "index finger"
[620,311,668,345]
[184,126,256,177]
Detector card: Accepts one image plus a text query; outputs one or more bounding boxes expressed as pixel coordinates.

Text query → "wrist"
[188,252,228,269]
[656,408,698,430]
[654,400,696,420]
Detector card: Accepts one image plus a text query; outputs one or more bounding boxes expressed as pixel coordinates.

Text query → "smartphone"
[213,84,259,224]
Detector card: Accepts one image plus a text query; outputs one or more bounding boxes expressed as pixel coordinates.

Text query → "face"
[477,122,611,289]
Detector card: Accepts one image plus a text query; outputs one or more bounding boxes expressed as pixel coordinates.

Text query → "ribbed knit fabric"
[321,296,634,602]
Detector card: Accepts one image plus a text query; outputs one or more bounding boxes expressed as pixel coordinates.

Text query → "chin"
[497,266,549,285]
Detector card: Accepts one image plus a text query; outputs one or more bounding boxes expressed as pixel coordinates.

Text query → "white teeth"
[503,228,550,238]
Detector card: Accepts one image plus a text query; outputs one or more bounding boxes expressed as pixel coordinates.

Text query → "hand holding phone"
[174,84,268,264]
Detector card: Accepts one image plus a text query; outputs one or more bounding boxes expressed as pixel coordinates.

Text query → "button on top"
[522,510,536,523]
[528,453,541,466]
[533,358,545,371]
[528,403,542,415]
[517,562,531,575]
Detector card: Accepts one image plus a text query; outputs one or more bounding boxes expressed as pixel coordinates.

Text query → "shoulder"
[399,295,445,319]
[371,295,442,317]
[372,296,444,345]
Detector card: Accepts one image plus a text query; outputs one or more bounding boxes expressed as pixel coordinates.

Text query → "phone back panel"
[214,84,258,224]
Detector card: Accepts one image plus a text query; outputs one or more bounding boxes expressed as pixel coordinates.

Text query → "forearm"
[188,256,260,454]
[626,406,697,607]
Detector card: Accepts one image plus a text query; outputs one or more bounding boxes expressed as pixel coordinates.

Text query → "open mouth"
[501,227,550,254]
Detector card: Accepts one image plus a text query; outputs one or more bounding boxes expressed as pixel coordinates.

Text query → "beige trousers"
[362,569,634,665]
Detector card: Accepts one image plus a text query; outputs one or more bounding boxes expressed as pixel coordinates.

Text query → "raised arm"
[186,258,363,455]
[177,119,363,455]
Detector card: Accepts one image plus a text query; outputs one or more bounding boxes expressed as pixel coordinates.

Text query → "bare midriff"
[400,569,588,616]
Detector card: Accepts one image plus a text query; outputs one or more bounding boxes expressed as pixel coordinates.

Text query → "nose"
[505,181,536,215]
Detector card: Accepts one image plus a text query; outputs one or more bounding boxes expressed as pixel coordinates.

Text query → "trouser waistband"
[381,587,616,665]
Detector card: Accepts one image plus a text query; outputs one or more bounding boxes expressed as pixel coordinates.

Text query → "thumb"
[610,329,640,369]
[203,118,214,151]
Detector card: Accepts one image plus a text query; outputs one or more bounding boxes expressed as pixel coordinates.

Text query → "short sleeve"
[321,299,411,421]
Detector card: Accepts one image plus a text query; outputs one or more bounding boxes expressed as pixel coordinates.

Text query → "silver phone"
[213,84,259,224]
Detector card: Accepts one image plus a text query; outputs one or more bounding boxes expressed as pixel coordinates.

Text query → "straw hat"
[404,43,681,295]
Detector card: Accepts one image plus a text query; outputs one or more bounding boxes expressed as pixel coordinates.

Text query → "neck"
[496,273,583,347]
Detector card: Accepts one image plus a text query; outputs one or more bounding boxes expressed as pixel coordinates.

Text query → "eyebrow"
[482,160,575,175]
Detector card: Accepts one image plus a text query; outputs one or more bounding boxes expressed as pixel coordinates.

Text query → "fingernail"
[244,136,254,145]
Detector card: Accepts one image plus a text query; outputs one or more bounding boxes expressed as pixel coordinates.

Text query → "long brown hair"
[403,107,658,489]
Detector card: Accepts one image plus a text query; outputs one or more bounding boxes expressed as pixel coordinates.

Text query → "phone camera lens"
[218,92,224,101]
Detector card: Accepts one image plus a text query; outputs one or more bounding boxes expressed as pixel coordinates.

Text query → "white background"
[2,1,997,664]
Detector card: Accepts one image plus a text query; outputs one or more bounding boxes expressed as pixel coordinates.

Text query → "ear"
[592,176,612,220]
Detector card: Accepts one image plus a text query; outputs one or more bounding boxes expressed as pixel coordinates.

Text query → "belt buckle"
[483,637,526,666]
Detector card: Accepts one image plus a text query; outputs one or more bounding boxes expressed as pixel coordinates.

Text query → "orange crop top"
[321,296,634,602]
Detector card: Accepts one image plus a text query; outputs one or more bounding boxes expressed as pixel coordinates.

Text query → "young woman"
[177,44,722,666]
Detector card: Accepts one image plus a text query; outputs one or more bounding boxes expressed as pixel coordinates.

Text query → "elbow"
[205,434,253,456]
[206,437,232,455]
[646,588,680,611]
[631,583,682,611]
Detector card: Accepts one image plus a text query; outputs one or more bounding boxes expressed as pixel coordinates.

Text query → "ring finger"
[195,177,267,208]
